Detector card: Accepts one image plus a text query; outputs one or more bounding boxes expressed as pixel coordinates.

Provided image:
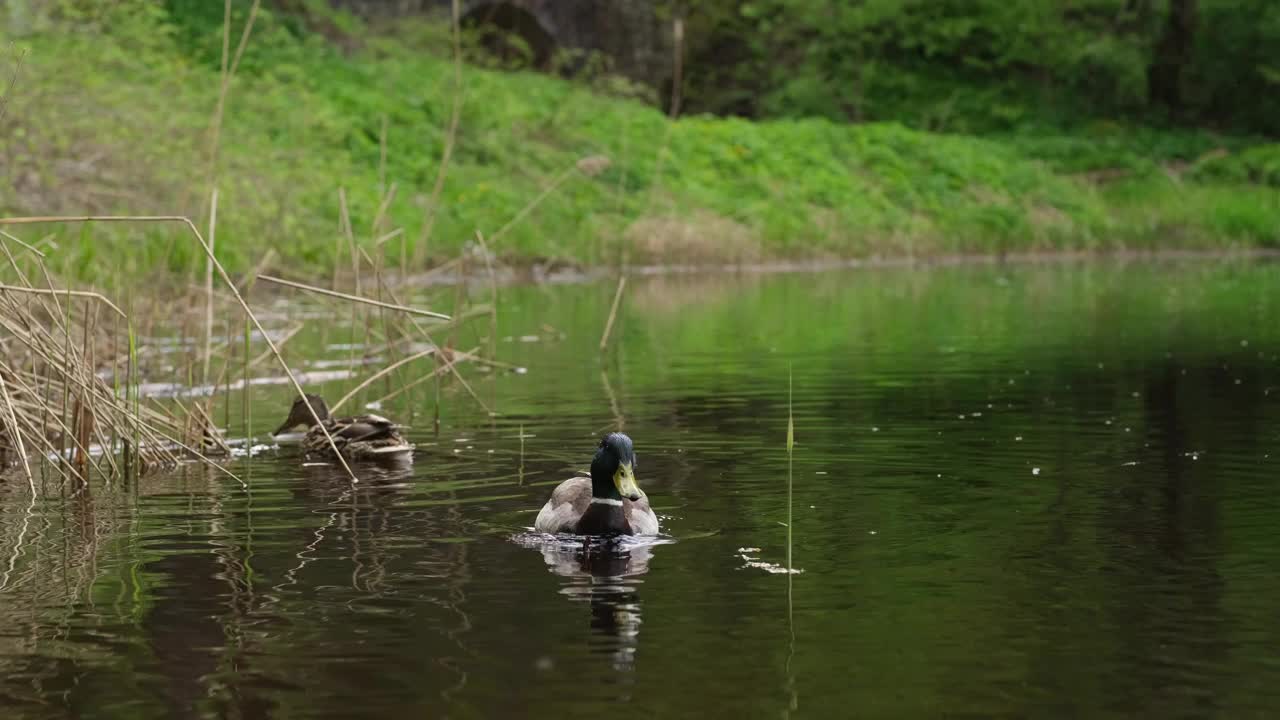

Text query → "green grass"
[2,7,1279,285]
[1191,143,1280,187]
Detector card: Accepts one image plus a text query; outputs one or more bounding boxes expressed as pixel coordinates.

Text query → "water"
[2,260,1280,718]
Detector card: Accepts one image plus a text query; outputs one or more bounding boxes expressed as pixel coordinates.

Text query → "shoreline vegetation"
[2,4,1279,287]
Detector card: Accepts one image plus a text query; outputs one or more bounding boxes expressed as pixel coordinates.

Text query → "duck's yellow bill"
[614,461,641,501]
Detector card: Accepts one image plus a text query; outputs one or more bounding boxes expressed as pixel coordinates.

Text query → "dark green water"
[2,261,1280,718]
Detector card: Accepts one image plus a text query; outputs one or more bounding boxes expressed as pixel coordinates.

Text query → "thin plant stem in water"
[785,363,797,715]
[0,284,125,318]
[0,370,33,489]
[203,188,218,385]
[787,365,794,572]
[599,275,627,352]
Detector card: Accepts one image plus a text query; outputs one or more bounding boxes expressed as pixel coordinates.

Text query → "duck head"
[273,393,330,435]
[590,432,641,502]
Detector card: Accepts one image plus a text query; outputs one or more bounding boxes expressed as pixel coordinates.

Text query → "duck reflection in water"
[522,535,668,673]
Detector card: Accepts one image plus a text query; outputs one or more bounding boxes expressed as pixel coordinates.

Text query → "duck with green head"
[273,393,413,462]
[534,433,659,536]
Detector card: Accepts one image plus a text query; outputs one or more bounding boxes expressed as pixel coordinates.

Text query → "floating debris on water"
[737,549,803,575]
[1032,467,1041,475]
[231,443,275,458]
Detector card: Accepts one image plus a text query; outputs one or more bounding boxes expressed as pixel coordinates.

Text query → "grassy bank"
[2,6,1279,284]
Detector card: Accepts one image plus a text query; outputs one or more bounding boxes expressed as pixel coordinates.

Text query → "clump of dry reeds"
[0,228,204,488]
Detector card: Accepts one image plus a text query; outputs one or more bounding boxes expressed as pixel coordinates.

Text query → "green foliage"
[669,0,1280,136]
[1191,144,1280,187]
[2,4,1279,285]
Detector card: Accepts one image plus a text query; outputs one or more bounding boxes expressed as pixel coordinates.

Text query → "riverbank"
[2,6,1278,285]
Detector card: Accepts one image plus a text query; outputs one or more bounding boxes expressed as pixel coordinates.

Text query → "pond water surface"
[2,261,1279,718]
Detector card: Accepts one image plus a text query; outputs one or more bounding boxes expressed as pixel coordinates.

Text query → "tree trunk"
[1148,0,1197,113]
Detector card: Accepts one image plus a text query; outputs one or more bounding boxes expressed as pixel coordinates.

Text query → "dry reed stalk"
[205,0,262,187]
[0,215,357,483]
[518,422,525,484]
[368,346,479,407]
[241,316,250,445]
[0,230,45,258]
[0,372,33,489]
[371,184,398,240]
[203,188,218,385]
[378,114,389,196]
[629,18,687,234]
[473,231,498,363]
[240,248,277,292]
[486,164,579,249]
[329,346,438,414]
[374,228,404,247]
[0,328,170,481]
[598,275,627,351]
[359,209,409,411]
[256,275,452,320]
[338,188,362,298]
[600,367,623,431]
[222,316,232,433]
[337,188,372,400]
[247,322,304,369]
[0,45,25,127]
[414,0,467,269]
[0,285,126,318]
[338,244,495,414]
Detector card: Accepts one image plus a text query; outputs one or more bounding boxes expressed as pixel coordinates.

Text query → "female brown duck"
[534,433,659,536]
[273,394,413,462]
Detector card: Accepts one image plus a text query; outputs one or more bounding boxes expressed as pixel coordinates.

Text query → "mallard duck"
[272,394,413,462]
[534,432,659,536]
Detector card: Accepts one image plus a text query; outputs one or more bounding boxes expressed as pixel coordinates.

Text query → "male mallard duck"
[534,432,658,536]
[272,394,413,462]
